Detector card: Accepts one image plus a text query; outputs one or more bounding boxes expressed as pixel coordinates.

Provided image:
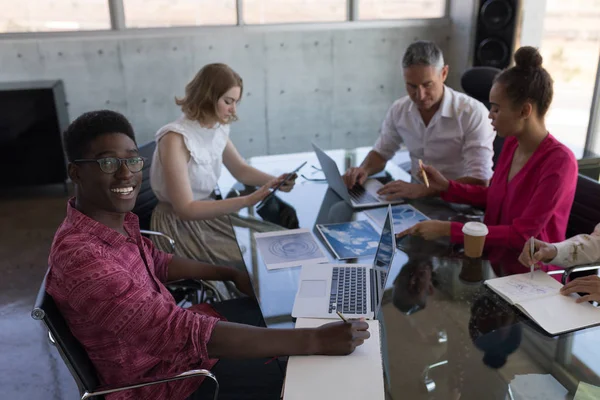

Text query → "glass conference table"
[221,147,600,400]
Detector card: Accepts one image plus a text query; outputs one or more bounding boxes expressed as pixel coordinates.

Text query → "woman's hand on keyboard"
[311,320,370,355]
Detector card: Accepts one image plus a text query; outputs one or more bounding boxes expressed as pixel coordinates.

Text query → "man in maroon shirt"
[47,110,369,400]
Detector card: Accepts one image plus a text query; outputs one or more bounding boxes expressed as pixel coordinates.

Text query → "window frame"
[0,0,451,35]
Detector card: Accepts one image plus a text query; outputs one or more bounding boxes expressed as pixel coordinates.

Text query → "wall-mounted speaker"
[473,0,519,69]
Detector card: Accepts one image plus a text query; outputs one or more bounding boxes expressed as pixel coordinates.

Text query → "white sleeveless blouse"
[150,116,230,203]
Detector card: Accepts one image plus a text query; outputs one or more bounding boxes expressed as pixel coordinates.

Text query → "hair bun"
[514,46,543,69]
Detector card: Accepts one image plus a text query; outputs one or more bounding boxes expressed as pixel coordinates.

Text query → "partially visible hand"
[396,220,451,241]
[277,172,297,192]
[518,238,557,267]
[244,179,278,207]
[420,164,450,192]
[311,320,370,355]
[342,167,368,189]
[560,275,600,303]
[232,270,255,297]
[377,180,430,200]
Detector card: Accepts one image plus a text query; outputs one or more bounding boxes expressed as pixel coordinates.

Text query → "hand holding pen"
[313,313,370,355]
[518,237,559,271]
[419,159,430,188]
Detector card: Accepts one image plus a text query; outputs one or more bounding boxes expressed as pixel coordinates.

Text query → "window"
[0,0,110,33]
[359,0,446,20]
[124,0,237,28]
[540,0,600,157]
[243,0,346,24]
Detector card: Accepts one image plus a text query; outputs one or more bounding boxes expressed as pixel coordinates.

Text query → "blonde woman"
[150,64,295,297]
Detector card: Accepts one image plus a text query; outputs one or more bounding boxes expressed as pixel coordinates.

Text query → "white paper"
[519,292,600,335]
[486,271,600,335]
[254,229,328,270]
[283,318,384,400]
[485,270,562,304]
[509,374,568,400]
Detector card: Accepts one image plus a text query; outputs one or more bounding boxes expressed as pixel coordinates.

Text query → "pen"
[336,310,348,323]
[419,159,430,188]
[529,237,535,280]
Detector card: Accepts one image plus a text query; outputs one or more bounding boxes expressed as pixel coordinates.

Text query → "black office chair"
[567,174,600,238]
[134,140,175,250]
[133,140,218,305]
[461,66,504,169]
[31,275,219,400]
[554,174,600,282]
[547,174,600,283]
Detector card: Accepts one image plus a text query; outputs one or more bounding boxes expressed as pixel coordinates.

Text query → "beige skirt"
[150,202,283,300]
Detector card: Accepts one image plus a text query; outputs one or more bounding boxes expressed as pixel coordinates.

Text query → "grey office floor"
[0,186,79,399]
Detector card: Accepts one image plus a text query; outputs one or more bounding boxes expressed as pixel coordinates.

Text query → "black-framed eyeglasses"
[73,156,146,174]
[300,174,327,182]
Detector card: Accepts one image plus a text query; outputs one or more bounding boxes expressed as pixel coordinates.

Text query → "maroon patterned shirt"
[47,199,221,399]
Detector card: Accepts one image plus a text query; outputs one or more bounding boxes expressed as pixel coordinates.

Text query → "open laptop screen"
[372,206,396,314]
[374,206,395,271]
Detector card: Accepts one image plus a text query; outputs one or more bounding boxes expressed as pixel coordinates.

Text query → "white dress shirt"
[551,223,600,267]
[373,86,495,181]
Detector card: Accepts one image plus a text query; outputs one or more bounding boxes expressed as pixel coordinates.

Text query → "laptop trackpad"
[299,280,327,298]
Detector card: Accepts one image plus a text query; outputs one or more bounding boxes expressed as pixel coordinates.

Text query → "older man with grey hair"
[343,40,495,200]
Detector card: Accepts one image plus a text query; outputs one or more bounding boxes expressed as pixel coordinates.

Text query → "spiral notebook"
[485,271,600,335]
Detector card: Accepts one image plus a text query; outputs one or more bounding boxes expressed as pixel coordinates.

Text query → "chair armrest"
[81,369,218,400]
[140,230,176,253]
[547,264,600,284]
[168,279,207,291]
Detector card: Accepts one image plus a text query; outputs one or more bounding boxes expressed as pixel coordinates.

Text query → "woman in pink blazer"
[397,46,578,277]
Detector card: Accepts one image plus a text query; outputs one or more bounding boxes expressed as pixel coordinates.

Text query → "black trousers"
[187,298,286,400]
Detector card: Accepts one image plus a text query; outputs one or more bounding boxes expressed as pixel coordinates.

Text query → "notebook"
[283,318,385,400]
[485,271,600,335]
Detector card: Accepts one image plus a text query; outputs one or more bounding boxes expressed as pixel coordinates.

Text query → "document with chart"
[485,270,600,335]
[316,220,380,260]
[365,204,429,233]
[254,229,328,270]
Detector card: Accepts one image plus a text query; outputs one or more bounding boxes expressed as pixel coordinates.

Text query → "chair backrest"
[567,174,600,238]
[133,141,158,230]
[32,273,102,398]
[461,67,500,109]
[461,66,504,169]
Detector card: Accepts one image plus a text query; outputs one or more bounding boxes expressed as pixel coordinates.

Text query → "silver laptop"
[292,206,396,320]
[312,143,403,209]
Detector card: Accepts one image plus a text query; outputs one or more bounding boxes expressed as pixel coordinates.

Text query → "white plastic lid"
[462,221,489,237]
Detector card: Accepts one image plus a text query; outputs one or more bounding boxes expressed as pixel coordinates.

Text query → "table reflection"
[223,147,600,399]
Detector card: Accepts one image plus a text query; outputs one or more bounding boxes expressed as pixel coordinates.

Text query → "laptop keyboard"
[348,185,379,205]
[328,266,367,315]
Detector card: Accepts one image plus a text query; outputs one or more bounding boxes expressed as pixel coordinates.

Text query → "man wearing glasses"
[46,110,369,400]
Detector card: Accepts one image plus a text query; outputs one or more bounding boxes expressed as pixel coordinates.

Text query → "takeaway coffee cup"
[462,222,489,258]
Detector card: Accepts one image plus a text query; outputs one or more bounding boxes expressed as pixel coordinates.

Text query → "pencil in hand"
[529,237,535,280]
[419,159,430,188]
[336,310,348,322]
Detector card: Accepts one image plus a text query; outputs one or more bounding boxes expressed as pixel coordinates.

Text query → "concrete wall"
[0,20,454,157]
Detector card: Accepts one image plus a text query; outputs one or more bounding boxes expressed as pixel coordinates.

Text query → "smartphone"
[256,161,307,209]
